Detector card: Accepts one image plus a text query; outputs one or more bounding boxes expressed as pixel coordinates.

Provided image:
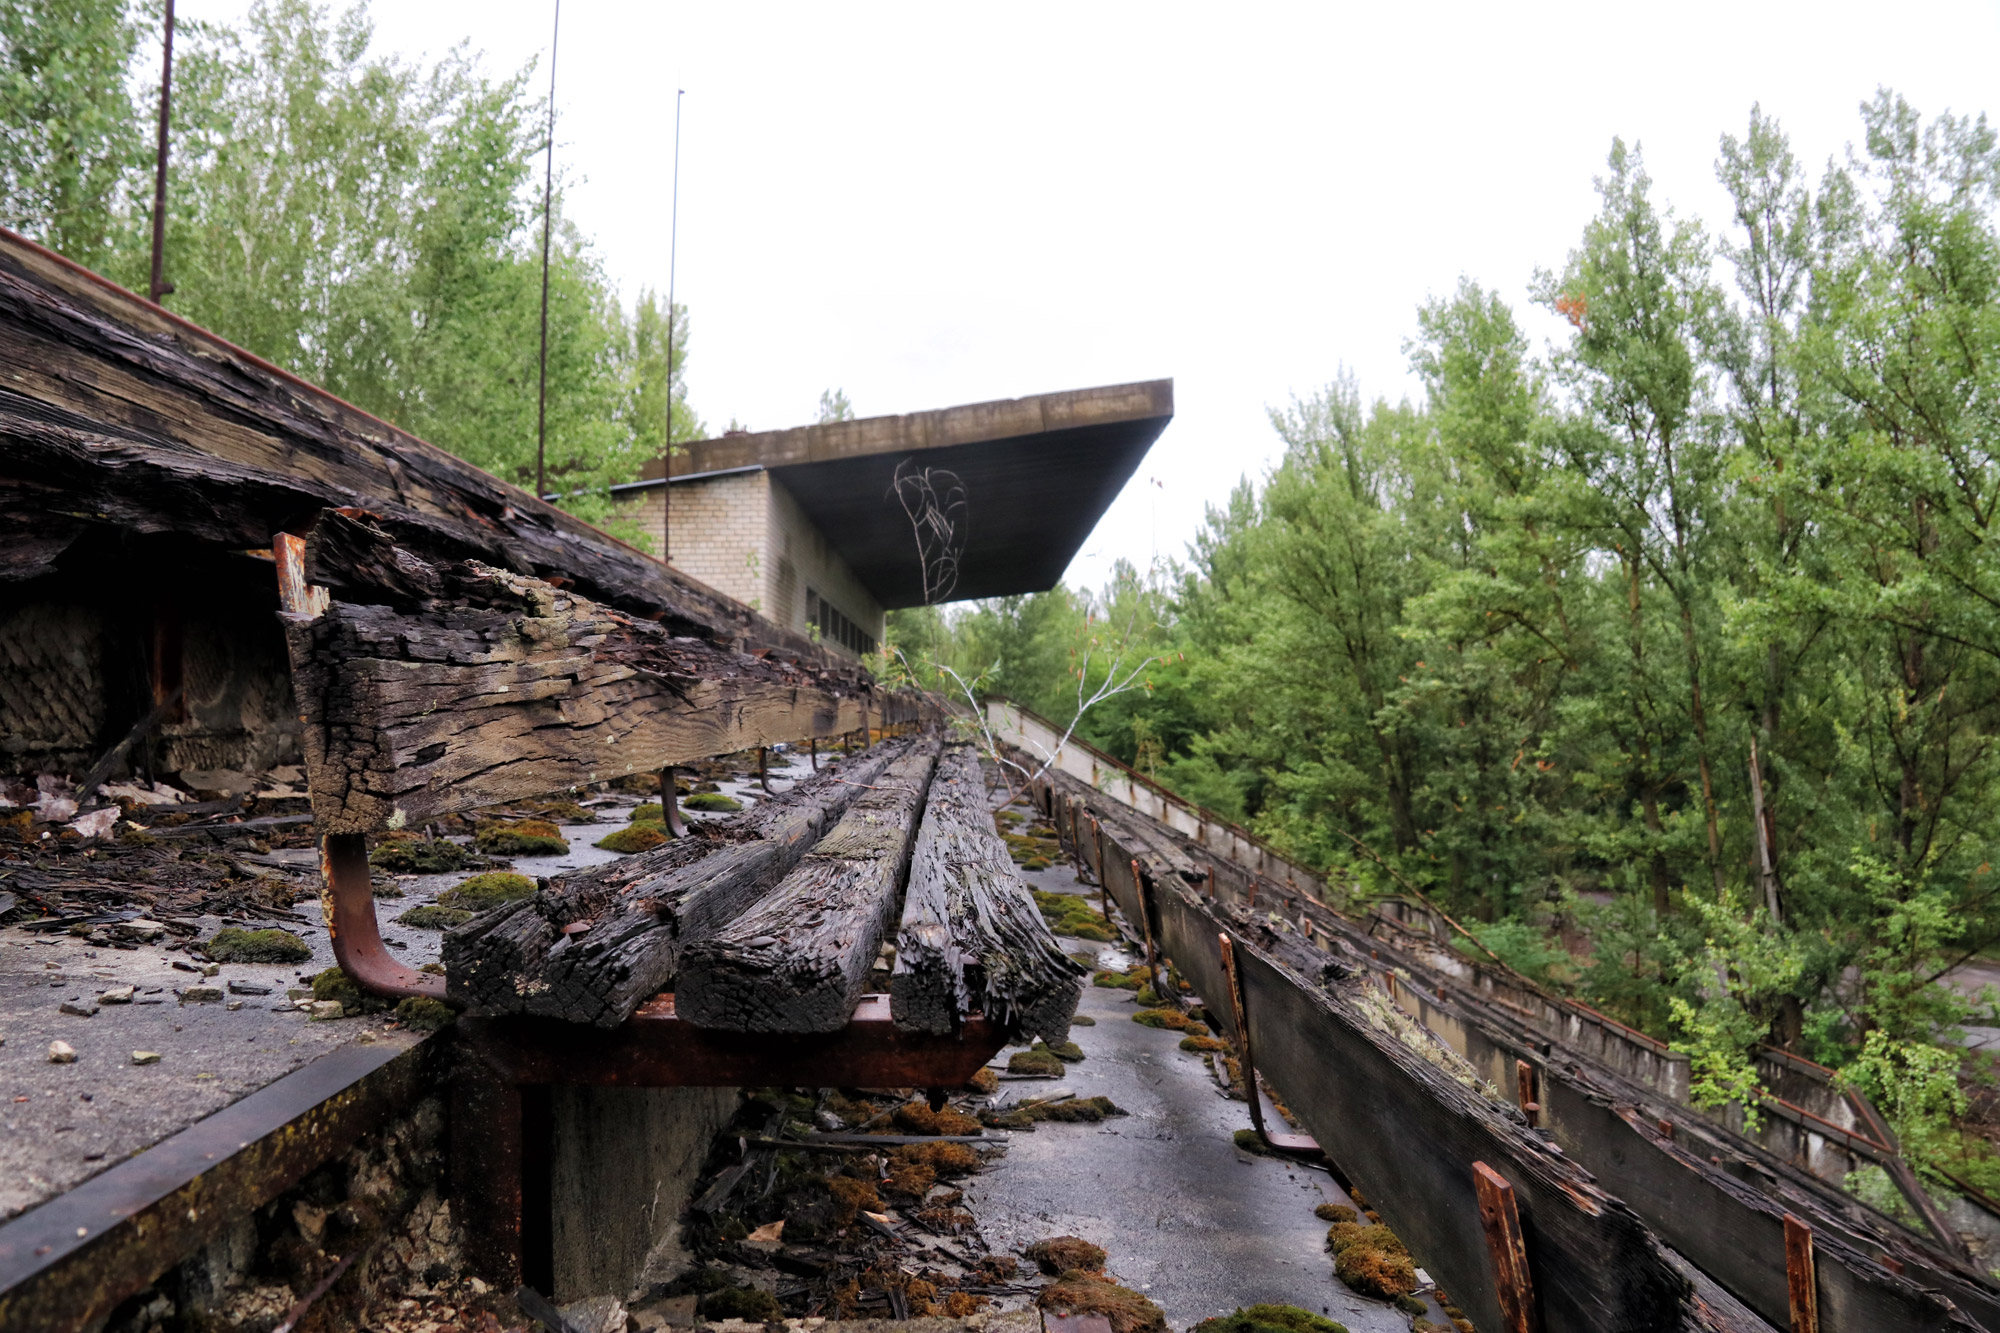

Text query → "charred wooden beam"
[889,742,1082,1044]
[279,515,914,833]
[444,741,908,1024]
[0,229,828,665]
[679,738,942,1033]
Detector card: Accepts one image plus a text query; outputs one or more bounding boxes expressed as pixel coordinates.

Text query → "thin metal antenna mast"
[147,0,176,303]
[534,0,561,502]
[663,87,684,563]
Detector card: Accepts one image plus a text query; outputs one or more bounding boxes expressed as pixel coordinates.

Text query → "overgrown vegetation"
[884,95,2000,1191]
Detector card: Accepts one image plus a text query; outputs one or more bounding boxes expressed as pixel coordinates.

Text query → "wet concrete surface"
[965,857,1409,1333]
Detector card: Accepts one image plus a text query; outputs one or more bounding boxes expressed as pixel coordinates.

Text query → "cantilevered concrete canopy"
[636,380,1173,608]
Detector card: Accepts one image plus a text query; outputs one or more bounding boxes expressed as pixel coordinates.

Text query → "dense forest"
[0,0,699,537]
[896,96,2000,1190]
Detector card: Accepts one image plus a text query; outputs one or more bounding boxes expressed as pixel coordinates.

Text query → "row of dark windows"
[806,588,875,656]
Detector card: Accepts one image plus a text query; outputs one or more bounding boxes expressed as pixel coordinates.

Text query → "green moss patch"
[438,871,536,911]
[395,996,456,1031]
[684,791,743,812]
[1008,1047,1065,1077]
[1133,1007,1208,1034]
[530,799,595,823]
[1181,1034,1229,1053]
[1026,1235,1105,1274]
[397,904,473,930]
[1192,1305,1349,1333]
[369,834,481,873]
[982,1095,1125,1130]
[1093,967,1146,990]
[596,824,669,853]
[1070,1014,1097,1026]
[204,927,312,964]
[629,802,665,824]
[311,967,362,1010]
[1327,1222,1416,1299]
[1194,1306,1347,1333]
[1040,1039,1085,1062]
[473,819,568,856]
[1036,1274,1165,1333]
[1314,1203,1357,1223]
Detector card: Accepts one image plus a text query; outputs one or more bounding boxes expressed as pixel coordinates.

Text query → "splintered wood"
[281,513,893,833]
[677,741,942,1033]
[890,743,1081,1044]
[444,744,903,1024]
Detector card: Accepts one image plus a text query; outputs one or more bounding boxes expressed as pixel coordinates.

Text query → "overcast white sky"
[182,1,2000,594]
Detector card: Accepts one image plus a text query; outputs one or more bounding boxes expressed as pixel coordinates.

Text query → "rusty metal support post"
[659,767,686,838]
[1516,1059,1540,1129]
[757,746,769,793]
[1217,933,1321,1157]
[277,533,440,1003]
[1132,859,1161,1001]
[1785,1214,1819,1333]
[810,737,818,772]
[1472,1161,1539,1333]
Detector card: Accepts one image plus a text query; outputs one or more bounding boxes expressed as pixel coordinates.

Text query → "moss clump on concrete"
[892,1101,983,1135]
[396,903,473,930]
[595,823,669,854]
[1181,1034,1229,1053]
[1395,1294,1429,1316]
[311,967,362,1010]
[205,927,312,964]
[1315,1202,1358,1223]
[966,1067,1000,1094]
[628,802,665,823]
[1008,1047,1065,1077]
[531,799,595,823]
[1071,1013,1097,1026]
[1033,889,1115,941]
[827,1175,881,1225]
[1327,1222,1417,1299]
[684,791,742,812]
[697,1287,782,1322]
[438,871,535,911]
[1191,1305,1350,1333]
[1036,1274,1167,1333]
[1133,1007,1208,1034]
[1039,1039,1086,1062]
[983,1095,1125,1130]
[473,818,568,855]
[1093,967,1147,990]
[1233,1128,1281,1157]
[394,996,456,1031]
[896,1141,981,1175]
[1026,1235,1106,1274]
[369,834,480,873]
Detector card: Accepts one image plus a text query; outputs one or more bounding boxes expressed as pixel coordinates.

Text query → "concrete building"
[612,380,1174,657]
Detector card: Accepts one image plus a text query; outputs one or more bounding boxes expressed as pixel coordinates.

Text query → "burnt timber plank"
[679,738,941,1033]
[890,742,1082,1044]
[0,227,828,664]
[443,740,909,1024]
[279,520,913,832]
[1043,768,1993,1333]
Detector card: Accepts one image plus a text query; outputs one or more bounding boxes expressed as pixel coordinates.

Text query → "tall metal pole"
[662,87,684,563]
[147,0,176,303]
[534,0,561,503]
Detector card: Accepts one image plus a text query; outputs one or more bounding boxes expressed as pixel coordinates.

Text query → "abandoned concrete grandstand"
[4,216,1998,1333]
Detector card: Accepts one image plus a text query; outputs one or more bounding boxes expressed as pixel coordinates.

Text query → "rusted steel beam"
[1784,1215,1818,1333]
[1517,1059,1540,1130]
[1473,1161,1541,1333]
[320,830,445,1002]
[657,766,687,838]
[1217,933,1321,1159]
[0,1035,434,1332]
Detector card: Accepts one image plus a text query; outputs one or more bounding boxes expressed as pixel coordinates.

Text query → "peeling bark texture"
[280,514,911,833]
[678,738,942,1033]
[443,741,908,1024]
[0,228,832,666]
[891,743,1082,1044]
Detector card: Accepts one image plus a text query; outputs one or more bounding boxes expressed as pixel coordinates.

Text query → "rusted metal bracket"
[1133,858,1163,1001]
[1473,1161,1540,1333]
[1516,1058,1540,1129]
[1217,933,1322,1158]
[1785,1213,1819,1333]
[454,994,1008,1285]
[658,766,687,838]
[277,532,445,1004]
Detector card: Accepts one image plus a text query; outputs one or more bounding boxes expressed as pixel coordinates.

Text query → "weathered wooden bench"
[274,509,1081,1281]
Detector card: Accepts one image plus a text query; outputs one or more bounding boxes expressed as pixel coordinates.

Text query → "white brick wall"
[614,470,885,657]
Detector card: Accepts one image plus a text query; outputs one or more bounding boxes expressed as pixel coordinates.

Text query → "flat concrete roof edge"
[646,378,1173,479]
